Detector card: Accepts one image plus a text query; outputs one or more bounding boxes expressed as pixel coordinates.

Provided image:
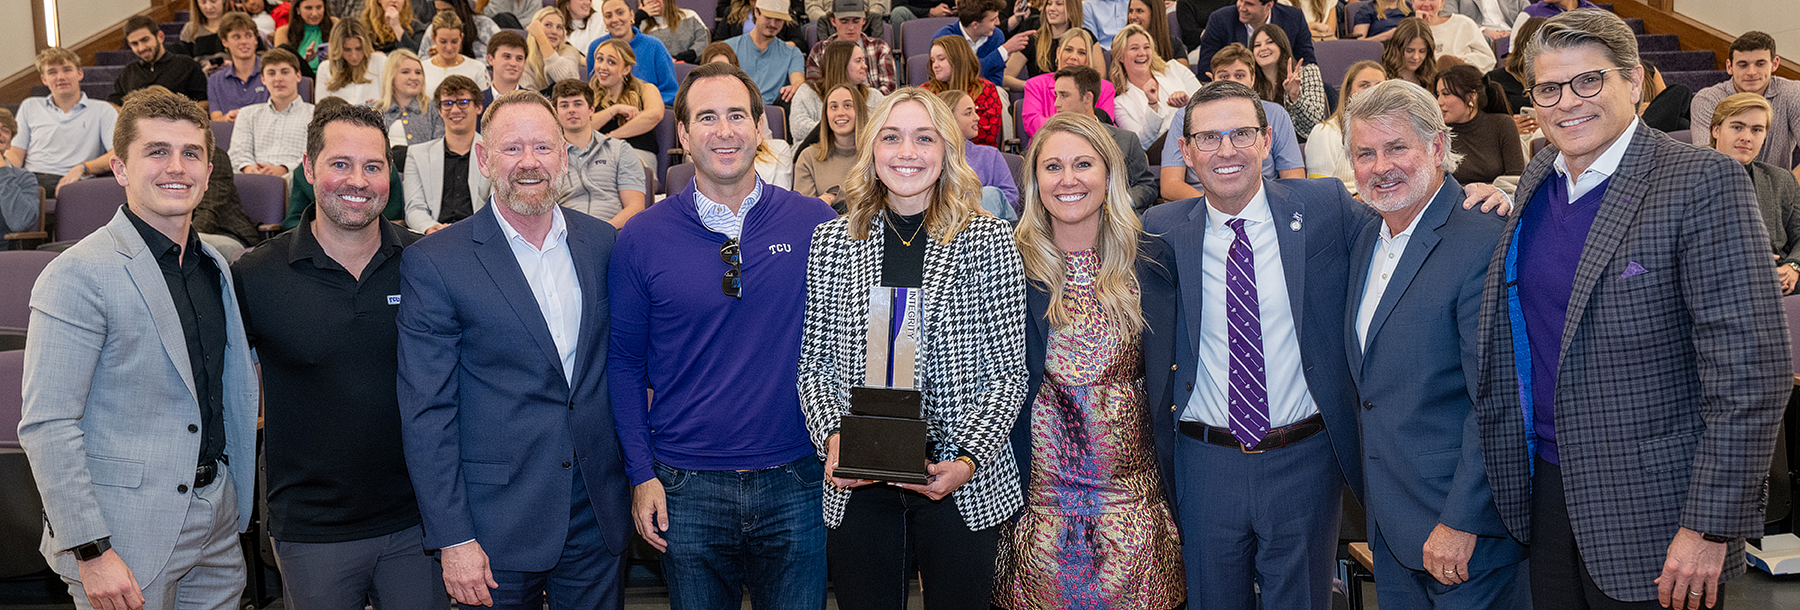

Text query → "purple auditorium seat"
[0,251,59,333]
[44,178,125,246]
[233,174,288,232]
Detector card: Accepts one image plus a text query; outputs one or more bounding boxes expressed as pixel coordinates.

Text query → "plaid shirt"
[805,35,898,95]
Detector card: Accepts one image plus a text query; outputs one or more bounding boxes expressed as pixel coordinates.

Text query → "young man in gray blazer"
[1343,80,1525,609]
[1475,10,1789,609]
[17,86,260,610]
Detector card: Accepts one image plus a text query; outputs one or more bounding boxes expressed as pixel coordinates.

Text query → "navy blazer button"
[188,424,198,433]
[1362,401,1375,410]
[562,461,572,468]
[1185,382,1194,392]
[177,484,188,493]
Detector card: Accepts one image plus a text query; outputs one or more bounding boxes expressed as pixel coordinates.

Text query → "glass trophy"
[835,286,930,485]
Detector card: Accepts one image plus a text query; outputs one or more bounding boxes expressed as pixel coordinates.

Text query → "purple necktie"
[1225,218,1269,449]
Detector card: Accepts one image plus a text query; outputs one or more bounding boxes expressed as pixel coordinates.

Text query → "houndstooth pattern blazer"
[798,213,1029,531]
[1473,123,1791,601]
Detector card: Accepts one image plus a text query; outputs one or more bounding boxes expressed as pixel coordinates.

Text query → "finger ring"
[1443,569,1455,575]
[1690,591,1703,597]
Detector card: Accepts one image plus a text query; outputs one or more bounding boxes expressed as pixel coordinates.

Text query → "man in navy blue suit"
[397,89,631,610]
[1193,0,1316,76]
[1342,80,1526,609]
[933,0,1031,89]
[1140,80,1364,610]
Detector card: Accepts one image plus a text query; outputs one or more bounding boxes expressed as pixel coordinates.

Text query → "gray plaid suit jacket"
[1472,122,1790,601]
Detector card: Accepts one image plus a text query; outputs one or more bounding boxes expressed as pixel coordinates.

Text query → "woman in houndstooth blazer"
[798,88,1029,609]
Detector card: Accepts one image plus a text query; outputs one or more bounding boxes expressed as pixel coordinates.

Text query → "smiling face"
[1413,0,1441,15]
[439,90,480,134]
[199,0,224,20]
[1402,37,1429,72]
[1730,49,1778,96]
[825,87,858,137]
[38,60,82,98]
[1236,0,1271,25]
[929,46,953,82]
[1043,0,1066,26]
[1119,32,1154,77]
[1349,116,1443,214]
[1532,44,1642,175]
[1712,107,1769,165]
[1252,31,1279,68]
[591,45,627,88]
[848,52,869,84]
[307,120,391,230]
[117,118,211,222]
[395,58,425,96]
[1178,97,1268,210]
[490,44,528,84]
[1127,0,1151,29]
[1055,35,1090,70]
[1436,80,1476,123]
[951,95,980,141]
[433,28,463,60]
[873,101,947,205]
[1213,59,1255,87]
[602,0,633,38]
[476,103,567,216]
[556,94,594,132]
[1035,131,1107,231]
[679,75,762,185]
[127,26,165,63]
[570,0,592,19]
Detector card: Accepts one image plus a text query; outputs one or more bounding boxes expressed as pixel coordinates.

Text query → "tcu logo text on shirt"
[768,243,793,254]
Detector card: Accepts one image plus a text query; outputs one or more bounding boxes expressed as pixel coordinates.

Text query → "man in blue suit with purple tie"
[397,90,631,610]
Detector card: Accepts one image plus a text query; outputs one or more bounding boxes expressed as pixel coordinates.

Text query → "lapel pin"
[1290,212,1303,232]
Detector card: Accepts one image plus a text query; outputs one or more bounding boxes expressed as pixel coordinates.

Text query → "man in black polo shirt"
[111,16,209,109]
[231,103,440,610]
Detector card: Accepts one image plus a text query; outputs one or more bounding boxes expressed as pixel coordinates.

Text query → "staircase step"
[1638,34,1680,53]
[81,65,124,84]
[1662,70,1729,93]
[1641,50,1716,73]
[1625,18,1645,35]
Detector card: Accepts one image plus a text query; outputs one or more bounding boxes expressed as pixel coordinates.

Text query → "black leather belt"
[194,461,218,489]
[1179,414,1324,453]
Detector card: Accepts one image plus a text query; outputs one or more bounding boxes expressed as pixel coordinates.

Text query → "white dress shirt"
[229,98,314,173]
[1182,184,1321,429]
[1114,67,1204,151]
[1355,193,1433,348]
[1553,116,1641,201]
[490,203,583,384]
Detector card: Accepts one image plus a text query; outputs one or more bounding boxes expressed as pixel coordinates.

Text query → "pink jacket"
[1021,73,1117,140]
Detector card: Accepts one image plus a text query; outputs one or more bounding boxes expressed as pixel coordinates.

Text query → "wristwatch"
[1700,532,1736,544]
[71,537,111,561]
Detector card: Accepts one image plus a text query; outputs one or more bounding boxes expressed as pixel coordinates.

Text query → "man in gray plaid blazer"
[1473,10,1789,609]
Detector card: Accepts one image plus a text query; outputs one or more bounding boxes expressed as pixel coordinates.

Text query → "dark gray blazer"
[1347,175,1522,573]
[1103,125,1161,215]
[1474,123,1790,601]
[1749,160,1800,270]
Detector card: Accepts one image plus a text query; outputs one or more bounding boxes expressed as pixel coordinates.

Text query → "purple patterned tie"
[1225,218,1269,449]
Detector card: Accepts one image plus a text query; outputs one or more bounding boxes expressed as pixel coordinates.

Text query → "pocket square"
[1621,262,1648,278]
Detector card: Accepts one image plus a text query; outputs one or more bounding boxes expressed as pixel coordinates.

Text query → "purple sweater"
[1516,176,1610,465]
[607,182,838,484]
[967,143,1020,211]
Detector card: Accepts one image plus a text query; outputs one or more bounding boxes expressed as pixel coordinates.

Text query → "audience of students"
[112,16,211,107]
[372,49,445,146]
[724,0,807,104]
[522,8,587,93]
[1022,29,1114,138]
[1193,0,1316,77]
[423,11,491,94]
[182,0,232,66]
[231,49,316,179]
[940,89,1020,221]
[1693,30,1799,172]
[793,83,865,211]
[1004,0,1100,90]
[364,0,426,53]
[933,0,1025,89]
[1305,59,1385,192]
[8,48,118,198]
[1436,65,1524,185]
[638,0,712,63]
[552,79,648,227]
[1127,0,1186,66]
[316,18,390,105]
[422,0,499,58]
[1113,24,1200,150]
[1415,0,1496,72]
[1710,92,1800,294]
[1382,18,1438,87]
[275,0,335,76]
[563,0,609,53]
[1352,0,1412,41]
[923,36,1003,147]
[209,13,273,121]
[482,31,532,102]
[1444,0,1528,38]
[806,0,900,94]
[402,75,490,232]
[791,41,889,145]
[591,0,683,103]
[1291,0,1339,41]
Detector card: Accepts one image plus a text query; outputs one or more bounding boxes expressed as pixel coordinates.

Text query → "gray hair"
[1181,80,1268,139]
[1341,79,1462,173]
[1521,9,1640,86]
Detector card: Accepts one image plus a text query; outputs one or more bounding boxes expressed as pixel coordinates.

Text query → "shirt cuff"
[443,538,476,549]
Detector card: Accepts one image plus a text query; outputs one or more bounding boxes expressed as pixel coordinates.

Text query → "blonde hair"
[841,89,985,245]
[375,49,430,113]
[1029,0,1086,74]
[327,19,378,92]
[526,7,577,89]
[1014,113,1146,336]
[1326,60,1384,128]
[35,47,79,73]
[366,0,419,47]
[590,39,647,111]
[1108,25,1168,94]
[1711,92,1775,132]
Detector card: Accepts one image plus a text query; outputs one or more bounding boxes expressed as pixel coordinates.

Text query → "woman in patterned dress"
[995,113,1185,609]
[798,88,1029,609]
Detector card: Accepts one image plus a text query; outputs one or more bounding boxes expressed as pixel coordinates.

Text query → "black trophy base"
[836,412,929,486]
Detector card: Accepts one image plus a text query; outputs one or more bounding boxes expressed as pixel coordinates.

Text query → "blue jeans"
[655,456,827,610]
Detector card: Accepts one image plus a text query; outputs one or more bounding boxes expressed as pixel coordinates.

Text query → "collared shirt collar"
[958,22,994,48]
[694,177,765,238]
[224,58,263,83]
[1379,189,1433,243]
[122,204,204,265]
[1553,116,1639,197]
[287,204,406,269]
[491,199,570,253]
[48,93,97,114]
[1202,181,1273,232]
[566,130,606,155]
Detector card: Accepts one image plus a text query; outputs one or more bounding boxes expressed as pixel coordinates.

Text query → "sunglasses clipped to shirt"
[721,238,742,299]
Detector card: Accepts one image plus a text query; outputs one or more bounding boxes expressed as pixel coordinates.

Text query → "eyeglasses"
[721,238,741,299]
[1528,68,1622,108]
[1185,126,1264,152]
[439,98,476,109]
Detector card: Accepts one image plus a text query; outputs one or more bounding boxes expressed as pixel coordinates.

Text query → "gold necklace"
[887,210,925,246]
